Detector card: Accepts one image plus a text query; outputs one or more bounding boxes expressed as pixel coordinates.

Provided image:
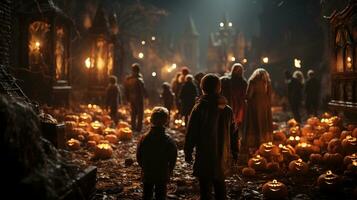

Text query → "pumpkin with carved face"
[94,143,113,159]
[302,124,313,136]
[65,114,79,123]
[118,127,133,140]
[317,170,341,192]
[340,130,352,140]
[295,142,314,160]
[90,121,104,134]
[273,130,286,142]
[248,155,267,171]
[79,112,92,123]
[341,136,357,155]
[105,134,118,144]
[279,144,297,162]
[103,127,117,135]
[307,116,319,126]
[344,153,357,166]
[87,140,97,148]
[259,142,280,158]
[262,179,288,200]
[320,132,335,146]
[289,126,301,136]
[288,159,308,175]
[288,118,298,127]
[286,136,300,147]
[66,138,81,150]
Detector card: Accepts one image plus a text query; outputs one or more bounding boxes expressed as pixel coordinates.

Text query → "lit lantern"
[17,0,73,105]
[86,4,116,94]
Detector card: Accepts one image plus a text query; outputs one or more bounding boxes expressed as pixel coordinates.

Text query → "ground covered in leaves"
[55,106,356,200]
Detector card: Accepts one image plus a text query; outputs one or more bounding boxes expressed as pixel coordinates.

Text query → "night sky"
[142,0,262,65]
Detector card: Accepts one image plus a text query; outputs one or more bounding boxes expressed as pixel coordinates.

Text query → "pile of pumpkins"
[242,113,357,199]
[63,104,133,159]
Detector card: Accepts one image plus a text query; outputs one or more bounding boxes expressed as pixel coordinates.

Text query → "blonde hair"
[248,68,271,83]
[293,70,305,84]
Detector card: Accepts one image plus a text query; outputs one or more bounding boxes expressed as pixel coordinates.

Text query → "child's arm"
[136,136,144,167]
[184,106,199,163]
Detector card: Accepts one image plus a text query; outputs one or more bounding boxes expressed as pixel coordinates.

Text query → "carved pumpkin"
[288,118,298,127]
[118,127,133,140]
[309,153,322,165]
[117,121,130,129]
[248,155,267,171]
[262,180,288,200]
[321,112,332,119]
[347,161,357,174]
[317,170,341,192]
[242,167,256,177]
[327,138,343,154]
[343,154,357,166]
[273,130,286,142]
[295,142,313,160]
[66,138,81,150]
[329,116,342,127]
[87,140,97,148]
[105,134,118,144]
[341,136,357,155]
[103,127,117,135]
[78,121,89,130]
[288,159,308,175]
[313,139,323,148]
[94,143,113,159]
[279,144,297,162]
[79,112,92,123]
[314,125,327,136]
[90,121,104,134]
[286,136,300,147]
[340,130,352,140]
[259,142,280,158]
[323,152,343,168]
[65,121,77,132]
[289,126,301,136]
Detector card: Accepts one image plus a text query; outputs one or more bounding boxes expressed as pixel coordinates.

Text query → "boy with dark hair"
[105,75,121,124]
[137,107,177,200]
[184,73,237,200]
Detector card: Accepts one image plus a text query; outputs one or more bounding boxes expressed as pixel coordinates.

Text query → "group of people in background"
[285,69,320,123]
[104,62,320,199]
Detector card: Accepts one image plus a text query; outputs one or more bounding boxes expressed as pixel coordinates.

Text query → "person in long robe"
[243,68,273,154]
[230,63,248,126]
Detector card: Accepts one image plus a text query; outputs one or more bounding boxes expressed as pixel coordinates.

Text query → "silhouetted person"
[106,75,121,124]
[194,72,205,96]
[125,63,147,132]
[179,74,199,125]
[176,67,190,115]
[285,70,302,123]
[230,63,248,127]
[184,74,237,200]
[220,75,232,106]
[137,107,177,200]
[244,68,273,154]
[305,70,320,116]
[160,82,175,115]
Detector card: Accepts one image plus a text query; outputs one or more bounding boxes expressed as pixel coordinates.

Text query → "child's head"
[109,75,117,85]
[162,82,170,90]
[131,63,140,74]
[200,73,221,95]
[150,107,169,127]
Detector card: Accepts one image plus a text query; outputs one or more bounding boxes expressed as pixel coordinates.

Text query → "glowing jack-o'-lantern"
[94,143,113,159]
[262,179,288,200]
[344,153,357,166]
[317,170,341,192]
[65,115,79,123]
[327,138,343,154]
[117,121,130,129]
[78,121,89,130]
[90,120,104,134]
[307,116,319,126]
[67,138,81,150]
[287,136,300,147]
[248,155,267,171]
[79,112,92,123]
[289,126,301,136]
[295,142,314,159]
[288,159,308,175]
[302,124,313,136]
[279,144,297,162]
[103,127,117,135]
[118,127,133,140]
[342,136,357,154]
[259,142,280,158]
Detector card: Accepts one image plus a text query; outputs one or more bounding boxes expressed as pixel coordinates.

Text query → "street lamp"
[230,56,236,62]
[262,57,269,64]
[219,22,224,27]
[151,72,157,77]
[138,52,144,59]
[151,36,156,41]
[242,58,248,63]
[294,58,301,68]
[141,40,146,45]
